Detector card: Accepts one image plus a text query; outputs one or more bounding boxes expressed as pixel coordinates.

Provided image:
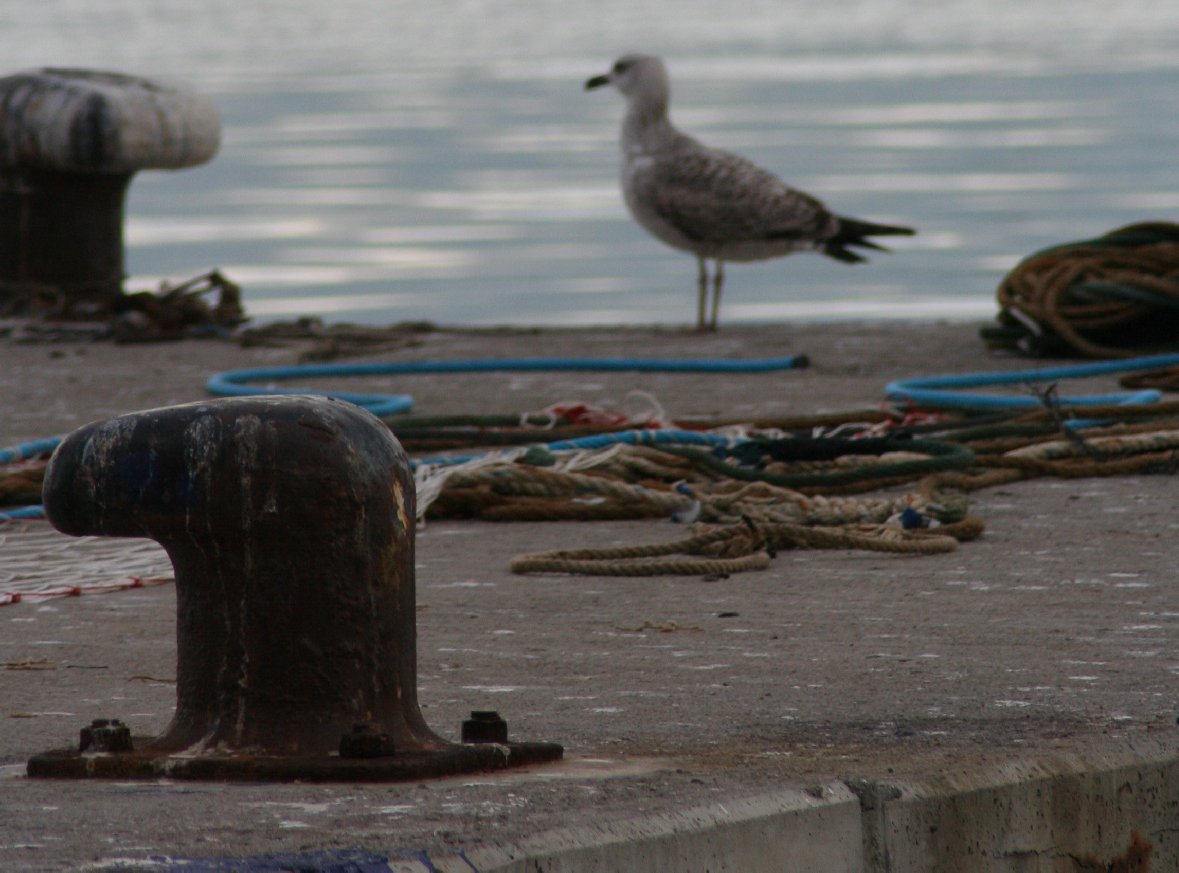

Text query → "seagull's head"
[585,54,670,107]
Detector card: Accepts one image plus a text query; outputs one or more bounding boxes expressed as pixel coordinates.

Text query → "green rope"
[651,438,975,491]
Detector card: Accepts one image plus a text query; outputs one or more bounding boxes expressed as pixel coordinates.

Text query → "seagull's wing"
[630,139,837,245]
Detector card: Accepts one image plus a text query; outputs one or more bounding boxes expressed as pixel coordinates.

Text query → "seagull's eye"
[613,60,632,75]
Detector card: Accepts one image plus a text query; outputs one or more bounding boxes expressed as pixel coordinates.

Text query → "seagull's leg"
[695,255,708,330]
[709,260,724,331]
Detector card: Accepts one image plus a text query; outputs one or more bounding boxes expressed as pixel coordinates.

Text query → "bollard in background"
[0,68,220,318]
[27,395,562,781]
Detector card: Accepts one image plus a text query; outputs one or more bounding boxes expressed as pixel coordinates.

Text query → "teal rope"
[0,437,62,465]
[0,506,44,522]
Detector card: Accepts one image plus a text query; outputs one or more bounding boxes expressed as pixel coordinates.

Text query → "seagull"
[585,54,915,331]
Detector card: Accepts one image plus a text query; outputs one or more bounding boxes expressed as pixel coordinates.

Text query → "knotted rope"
[509,516,982,577]
[508,524,775,577]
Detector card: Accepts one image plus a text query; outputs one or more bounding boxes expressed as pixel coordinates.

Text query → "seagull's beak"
[584,73,611,91]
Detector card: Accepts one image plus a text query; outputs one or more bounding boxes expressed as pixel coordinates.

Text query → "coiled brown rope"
[986,222,1179,358]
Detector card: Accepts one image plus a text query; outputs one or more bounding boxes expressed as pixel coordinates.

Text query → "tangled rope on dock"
[14,348,1179,579]
[488,388,1179,575]
[984,222,1179,358]
[1,270,246,343]
[928,421,1179,492]
[419,437,977,522]
[426,437,987,575]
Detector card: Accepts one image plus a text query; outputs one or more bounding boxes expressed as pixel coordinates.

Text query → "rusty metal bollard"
[27,395,561,781]
[0,68,220,316]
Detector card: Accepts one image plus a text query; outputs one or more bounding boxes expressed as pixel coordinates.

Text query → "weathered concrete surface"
[870,742,1178,871]
[1,322,1177,871]
[463,783,863,872]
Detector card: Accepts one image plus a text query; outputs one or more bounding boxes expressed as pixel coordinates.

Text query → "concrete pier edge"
[404,741,1177,872]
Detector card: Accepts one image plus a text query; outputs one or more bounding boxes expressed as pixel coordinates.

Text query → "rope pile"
[12,394,1179,578]
[1,270,246,343]
[457,391,1179,575]
[928,417,1179,491]
[12,345,1179,580]
[418,435,986,576]
[984,222,1179,358]
[419,437,977,522]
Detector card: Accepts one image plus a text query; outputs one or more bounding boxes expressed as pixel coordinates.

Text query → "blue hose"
[206,355,809,416]
[885,353,1179,411]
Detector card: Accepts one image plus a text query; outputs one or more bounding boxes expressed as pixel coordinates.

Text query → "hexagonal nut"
[79,718,133,754]
[461,710,508,744]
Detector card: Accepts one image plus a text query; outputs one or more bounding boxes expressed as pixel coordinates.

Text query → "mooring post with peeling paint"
[0,68,220,316]
[29,395,562,781]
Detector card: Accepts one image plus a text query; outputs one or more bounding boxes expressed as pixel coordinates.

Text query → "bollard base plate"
[27,740,564,782]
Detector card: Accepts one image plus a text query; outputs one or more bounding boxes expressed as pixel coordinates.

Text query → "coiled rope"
[984,222,1179,358]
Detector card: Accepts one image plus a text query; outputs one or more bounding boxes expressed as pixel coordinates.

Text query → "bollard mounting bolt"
[80,719,133,754]
[462,711,509,744]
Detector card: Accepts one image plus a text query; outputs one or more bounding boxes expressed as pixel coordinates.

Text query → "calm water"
[4,0,1179,326]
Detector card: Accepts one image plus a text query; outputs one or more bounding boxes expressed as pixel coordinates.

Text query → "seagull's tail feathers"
[823,217,915,264]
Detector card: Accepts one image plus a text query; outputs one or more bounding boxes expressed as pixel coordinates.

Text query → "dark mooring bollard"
[0,68,220,316]
[27,395,562,781]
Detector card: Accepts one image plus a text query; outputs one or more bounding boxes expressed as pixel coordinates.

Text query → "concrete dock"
[1,322,1175,871]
